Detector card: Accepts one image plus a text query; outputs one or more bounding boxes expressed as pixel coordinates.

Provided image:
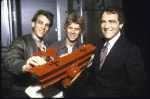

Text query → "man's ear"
[32,22,35,28]
[80,32,83,36]
[119,23,124,29]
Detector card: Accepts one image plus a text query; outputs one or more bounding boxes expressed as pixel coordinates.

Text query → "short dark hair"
[32,9,54,28]
[101,6,125,24]
[64,13,85,33]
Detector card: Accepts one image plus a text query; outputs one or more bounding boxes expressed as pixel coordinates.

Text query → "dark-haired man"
[92,6,149,97]
[3,10,54,98]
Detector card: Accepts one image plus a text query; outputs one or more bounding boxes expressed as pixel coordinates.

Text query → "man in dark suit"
[93,6,149,97]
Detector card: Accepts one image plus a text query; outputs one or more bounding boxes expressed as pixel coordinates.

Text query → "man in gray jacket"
[50,13,94,97]
[3,10,54,98]
[50,13,85,58]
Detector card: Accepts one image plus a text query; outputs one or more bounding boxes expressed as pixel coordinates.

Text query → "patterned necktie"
[100,41,109,70]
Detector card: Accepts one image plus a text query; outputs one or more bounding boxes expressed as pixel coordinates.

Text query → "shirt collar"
[108,31,121,48]
[31,32,46,51]
[61,38,78,49]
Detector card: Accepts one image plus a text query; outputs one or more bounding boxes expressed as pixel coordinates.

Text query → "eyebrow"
[37,20,42,22]
[68,26,80,29]
[37,20,50,25]
[37,20,41,21]
[101,20,117,22]
[109,20,116,22]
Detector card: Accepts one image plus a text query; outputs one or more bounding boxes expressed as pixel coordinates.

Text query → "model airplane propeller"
[28,44,96,88]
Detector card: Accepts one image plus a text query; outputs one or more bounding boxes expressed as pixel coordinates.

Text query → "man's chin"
[38,34,45,38]
[67,36,78,43]
[69,39,76,43]
[37,35,44,40]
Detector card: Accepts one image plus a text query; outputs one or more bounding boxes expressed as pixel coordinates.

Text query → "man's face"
[101,11,123,40]
[32,14,51,39]
[66,22,82,42]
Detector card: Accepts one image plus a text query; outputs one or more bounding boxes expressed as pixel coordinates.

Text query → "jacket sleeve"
[3,37,26,75]
[125,45,149,96]
[49,42,60,56]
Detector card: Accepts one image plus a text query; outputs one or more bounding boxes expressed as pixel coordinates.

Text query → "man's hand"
[60,53,69,58]
[86,54,95,68]
[90,54,95,62]
[22,56,47,72]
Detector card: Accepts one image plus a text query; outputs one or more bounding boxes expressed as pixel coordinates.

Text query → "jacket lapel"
[94,39,105,74]
[99,35,125,73]
[57,38,67,56]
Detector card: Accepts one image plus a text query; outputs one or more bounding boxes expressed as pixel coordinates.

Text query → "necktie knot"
[102,41,109,52]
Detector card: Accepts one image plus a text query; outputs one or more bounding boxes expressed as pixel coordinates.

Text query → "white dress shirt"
[66,44,73,54]
[103,32,121,56]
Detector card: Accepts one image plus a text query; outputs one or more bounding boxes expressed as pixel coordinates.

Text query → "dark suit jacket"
[93,34,149,97]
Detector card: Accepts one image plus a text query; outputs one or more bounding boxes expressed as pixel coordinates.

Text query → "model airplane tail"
[33,47,60,60]
[28,44,96,88]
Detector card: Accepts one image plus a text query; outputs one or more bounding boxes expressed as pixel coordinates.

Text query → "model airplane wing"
[28,44,96,88]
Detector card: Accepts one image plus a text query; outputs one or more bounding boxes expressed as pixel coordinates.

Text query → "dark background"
[122,0,150,78]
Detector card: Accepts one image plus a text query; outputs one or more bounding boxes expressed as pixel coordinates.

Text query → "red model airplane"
[28,44,96,88]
